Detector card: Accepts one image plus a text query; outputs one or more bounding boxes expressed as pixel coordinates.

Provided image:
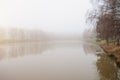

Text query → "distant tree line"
[0,28,48,42]
[87,0,120,45]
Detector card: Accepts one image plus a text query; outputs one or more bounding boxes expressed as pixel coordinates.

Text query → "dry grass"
[102,45,120,58]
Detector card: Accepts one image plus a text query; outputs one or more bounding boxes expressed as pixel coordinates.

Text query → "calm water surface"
[0,42,119,80]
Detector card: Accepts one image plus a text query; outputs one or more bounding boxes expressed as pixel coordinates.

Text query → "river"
[0,42,119,80]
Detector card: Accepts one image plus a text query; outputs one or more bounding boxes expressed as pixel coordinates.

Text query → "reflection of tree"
[0,43,49,61]
[83,43,102,54]
[96,53,120,80]
[0,48,6,60]
[83,43,120,80]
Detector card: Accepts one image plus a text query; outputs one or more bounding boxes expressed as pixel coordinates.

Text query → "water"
[0,42,119,80]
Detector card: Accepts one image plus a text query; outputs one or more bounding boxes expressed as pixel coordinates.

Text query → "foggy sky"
[0,0,91,35]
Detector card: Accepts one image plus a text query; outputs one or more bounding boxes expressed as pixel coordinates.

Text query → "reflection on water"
[83,43,120,80]
[97,53,120,80]
[83,43,103,54]
[0,42,98,80]
[0,43,48,61]
[0,42,120,80]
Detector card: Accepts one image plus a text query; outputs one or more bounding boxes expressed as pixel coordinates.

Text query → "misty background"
[0,0,92,41]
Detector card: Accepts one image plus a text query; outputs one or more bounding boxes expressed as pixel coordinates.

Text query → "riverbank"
[98,41,120,67]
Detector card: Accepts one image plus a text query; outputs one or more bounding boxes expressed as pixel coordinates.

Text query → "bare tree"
[87,0,120,45]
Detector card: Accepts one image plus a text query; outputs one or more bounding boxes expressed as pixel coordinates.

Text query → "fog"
[1,1,117,80]
[0,0,92,36]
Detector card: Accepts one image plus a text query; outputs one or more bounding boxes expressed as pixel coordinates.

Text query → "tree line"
[0,28,48,42]
[87,0,120,45]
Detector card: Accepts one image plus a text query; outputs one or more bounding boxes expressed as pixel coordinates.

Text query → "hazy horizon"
[0,0,92,35]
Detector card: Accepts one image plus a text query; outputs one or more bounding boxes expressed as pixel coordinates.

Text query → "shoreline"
[100,44,120,67]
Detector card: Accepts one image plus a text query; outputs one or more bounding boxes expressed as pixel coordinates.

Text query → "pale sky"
[0,0,91,34]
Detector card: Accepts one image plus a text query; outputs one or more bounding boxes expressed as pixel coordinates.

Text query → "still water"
[0,42,120,80]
